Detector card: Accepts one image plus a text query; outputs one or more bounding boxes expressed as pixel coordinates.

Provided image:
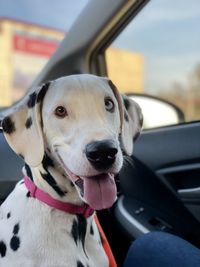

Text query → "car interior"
[1,0,200,266]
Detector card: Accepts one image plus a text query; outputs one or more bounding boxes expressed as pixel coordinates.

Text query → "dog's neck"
[23,153,83,206]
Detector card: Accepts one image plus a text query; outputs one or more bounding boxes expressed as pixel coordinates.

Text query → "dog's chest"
[0,184,109,267]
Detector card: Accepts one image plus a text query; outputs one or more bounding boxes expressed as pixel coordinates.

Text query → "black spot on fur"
[38,82,50,101]
[27,92,37,108]
[71,219,78,245]
[90,224,94,235]
[123,98,130,110]
[25,117,32,129]
[25,164,33,181]
[42,154,54,169]
[37,82,50,103]
[26,191,31,198]
[0,241,6,257]
[27,82,50,109]
[10,236,20,251]
[77,261,85,267]
[71,215,87,257]
[139,112,143,128]
[40,154,66,197]
[124,111,129,122]
[2,116,16,134]
[7,212,11,219]
[13,223,20,235]
[40,172,65,197]
[19,180,24,185]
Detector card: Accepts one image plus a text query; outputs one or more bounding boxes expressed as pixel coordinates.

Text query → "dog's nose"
[85,140,118,170]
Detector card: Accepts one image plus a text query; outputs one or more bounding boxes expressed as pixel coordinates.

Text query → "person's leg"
[123,231,200,267]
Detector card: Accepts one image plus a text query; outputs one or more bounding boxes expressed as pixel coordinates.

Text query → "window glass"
[106,0,200,128]
[0,0,88,107]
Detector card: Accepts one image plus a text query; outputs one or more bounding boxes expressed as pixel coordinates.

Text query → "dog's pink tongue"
[81,173,117,210]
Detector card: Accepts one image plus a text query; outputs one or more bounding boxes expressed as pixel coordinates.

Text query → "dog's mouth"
[57,154,117,210]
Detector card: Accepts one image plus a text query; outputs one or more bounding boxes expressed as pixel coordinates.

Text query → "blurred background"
[0,0,200,124]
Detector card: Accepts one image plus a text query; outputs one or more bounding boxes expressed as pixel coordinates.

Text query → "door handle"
[178,187,200,198]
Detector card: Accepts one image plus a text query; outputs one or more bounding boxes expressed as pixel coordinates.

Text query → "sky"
[0,0,200,93]
[0,0,89,31]
[113,0,200,93]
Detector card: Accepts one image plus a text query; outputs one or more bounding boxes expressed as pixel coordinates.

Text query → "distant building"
[0,18,144,107]
[0,18,63,106]
[106,47,144,94]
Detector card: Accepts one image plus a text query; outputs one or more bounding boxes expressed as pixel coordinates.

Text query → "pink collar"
[24,176,94,217]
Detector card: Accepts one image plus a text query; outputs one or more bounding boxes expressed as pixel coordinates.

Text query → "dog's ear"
[121,94,143,155]
[107,79,143,156]
[1,82,50,167]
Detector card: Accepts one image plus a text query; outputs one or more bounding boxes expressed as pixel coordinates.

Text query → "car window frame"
[30,0,149,86]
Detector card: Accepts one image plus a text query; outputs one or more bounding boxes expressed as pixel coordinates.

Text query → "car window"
[0,0,88,108]
[106,0,200,129]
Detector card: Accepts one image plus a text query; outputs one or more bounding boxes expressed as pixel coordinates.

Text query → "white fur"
[0,181,108,267]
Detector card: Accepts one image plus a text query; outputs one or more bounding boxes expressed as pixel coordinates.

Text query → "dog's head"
[2,74,142,210]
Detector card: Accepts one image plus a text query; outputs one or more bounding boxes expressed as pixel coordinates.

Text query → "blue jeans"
[123,231,200,267]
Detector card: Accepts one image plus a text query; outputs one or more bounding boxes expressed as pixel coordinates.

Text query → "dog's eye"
[105,98,115,112]
[54,106,68,118]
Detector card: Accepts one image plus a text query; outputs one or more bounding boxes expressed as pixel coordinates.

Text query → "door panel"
[157,163,200,222]
[115,122,200,247]
[134,122,200,171]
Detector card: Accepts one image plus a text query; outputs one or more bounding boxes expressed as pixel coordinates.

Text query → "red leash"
[94,215,118,267]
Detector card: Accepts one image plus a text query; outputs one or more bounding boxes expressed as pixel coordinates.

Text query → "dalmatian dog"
[0,74,142,267]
